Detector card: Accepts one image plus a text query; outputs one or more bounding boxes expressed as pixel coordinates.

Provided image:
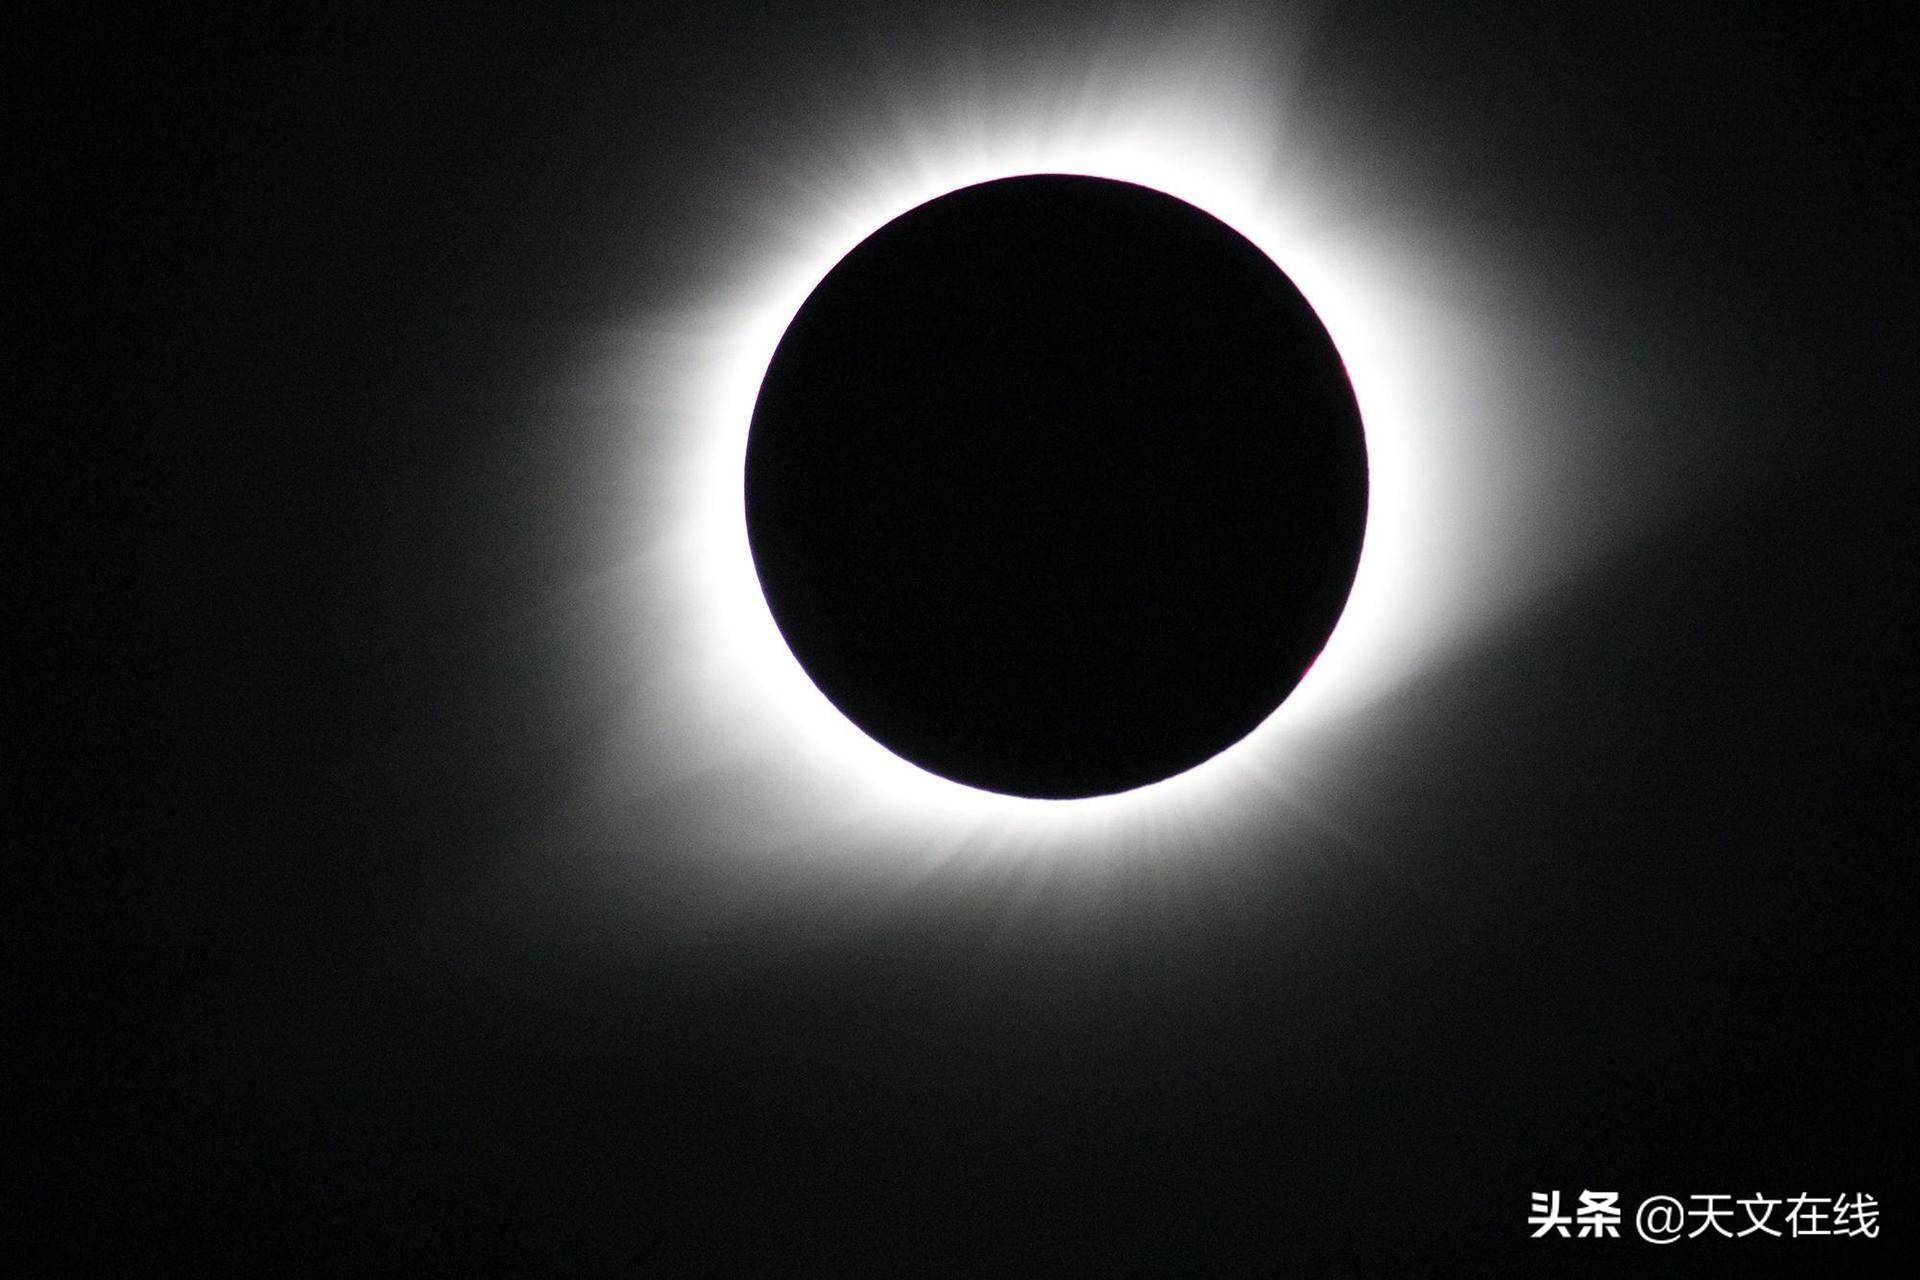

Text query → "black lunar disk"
[746,175,1367,799]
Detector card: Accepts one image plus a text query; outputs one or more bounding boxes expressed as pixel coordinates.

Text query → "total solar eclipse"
[745,175,1367,799]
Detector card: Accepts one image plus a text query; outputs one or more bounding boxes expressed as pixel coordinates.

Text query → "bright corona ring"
[611,21,1563,868]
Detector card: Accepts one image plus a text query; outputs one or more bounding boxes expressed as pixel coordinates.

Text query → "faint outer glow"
[581,13,1616,877]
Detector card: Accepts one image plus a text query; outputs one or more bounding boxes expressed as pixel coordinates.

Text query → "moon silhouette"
[746,175,1367,799]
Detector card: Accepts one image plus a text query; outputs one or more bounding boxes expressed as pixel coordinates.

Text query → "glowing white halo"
[585,15,1613,875]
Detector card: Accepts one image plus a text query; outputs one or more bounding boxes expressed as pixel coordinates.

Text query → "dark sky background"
[21,3,1910,1271]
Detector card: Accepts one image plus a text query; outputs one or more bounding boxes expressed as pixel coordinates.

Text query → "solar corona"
[600,13,1610,871]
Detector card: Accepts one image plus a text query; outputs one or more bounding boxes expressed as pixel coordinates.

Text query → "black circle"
[745,175,1367,799]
